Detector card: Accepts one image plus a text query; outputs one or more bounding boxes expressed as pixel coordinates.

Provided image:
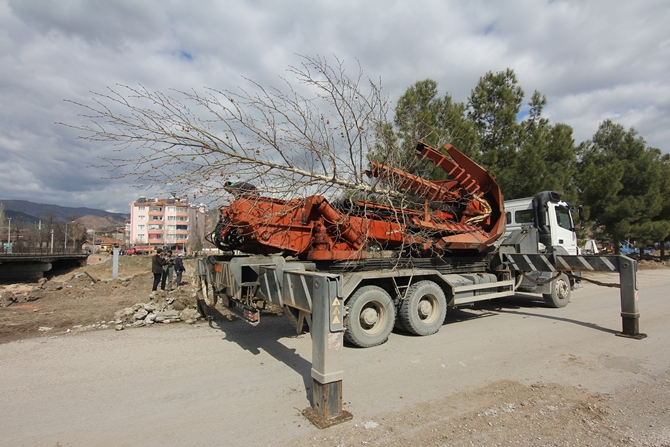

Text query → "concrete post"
[112,247,120,279]
[617,256,646,339]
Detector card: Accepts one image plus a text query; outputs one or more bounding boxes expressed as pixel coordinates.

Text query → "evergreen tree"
[578,120,666,252]
[381,79,476,180]
[467,68,524,193]
[506,92,577,200]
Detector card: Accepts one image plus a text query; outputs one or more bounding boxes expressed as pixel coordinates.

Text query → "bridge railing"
[0,243,88,256]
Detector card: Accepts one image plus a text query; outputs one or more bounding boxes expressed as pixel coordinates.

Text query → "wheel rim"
[557,279,569,300]
[359,302,386,334]
[418,295,439,323]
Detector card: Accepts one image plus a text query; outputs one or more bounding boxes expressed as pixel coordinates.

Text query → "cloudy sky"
[1,0,668,213]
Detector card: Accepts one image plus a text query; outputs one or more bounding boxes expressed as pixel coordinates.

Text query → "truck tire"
[399,280,447,336]
[543,273,571,308]
[345,286,395,348]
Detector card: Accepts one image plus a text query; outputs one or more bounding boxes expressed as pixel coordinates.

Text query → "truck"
[502,191,582,308]
[195,141,586,348]
[124,245,154,255]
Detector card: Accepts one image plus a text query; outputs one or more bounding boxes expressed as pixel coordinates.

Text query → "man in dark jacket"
[151,248,166,292]
[174,253,186,286]
[161,250,175,291]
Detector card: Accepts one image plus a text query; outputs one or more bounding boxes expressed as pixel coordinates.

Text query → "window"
[137,215,146,221]
[177,225,188,231]
[505,212,511,224]
[150,206,163,212]
[149,234,162,240]
[556,206,573,230]
[515,210,533,224]
[150,216,163,221]
[137,225,145,230]
[167,206,176,212]
[137,234,145,240]
[177,216,188,222]
[167,216,176,221]
[165,234,176,242]
[137,206,146,211]
[167,225,176,231]
[148,224,163,230]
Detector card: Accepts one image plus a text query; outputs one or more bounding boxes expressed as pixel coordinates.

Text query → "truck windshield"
[556,206,573,230]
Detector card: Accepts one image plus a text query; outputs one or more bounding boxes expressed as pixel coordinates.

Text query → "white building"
[128,196,206,252]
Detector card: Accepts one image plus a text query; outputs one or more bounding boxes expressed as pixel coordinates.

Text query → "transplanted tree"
[578,120,667,253]
[65,56,474,259]
[64,55,405,206]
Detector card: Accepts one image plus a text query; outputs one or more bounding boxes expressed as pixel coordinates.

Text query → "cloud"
[0,0,668,213]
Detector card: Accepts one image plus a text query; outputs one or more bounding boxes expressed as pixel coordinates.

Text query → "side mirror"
[578,205,585,230]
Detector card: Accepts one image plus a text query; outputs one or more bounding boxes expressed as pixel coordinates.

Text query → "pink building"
[128,196,206,252]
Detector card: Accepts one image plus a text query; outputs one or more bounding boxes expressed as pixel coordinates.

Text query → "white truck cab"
[503,191,578,256]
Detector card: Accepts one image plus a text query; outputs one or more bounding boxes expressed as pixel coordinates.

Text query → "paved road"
[2,269,669,446]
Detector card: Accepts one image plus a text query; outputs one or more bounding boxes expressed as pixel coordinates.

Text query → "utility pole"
[50,229,54,254]
[6,217,10,247]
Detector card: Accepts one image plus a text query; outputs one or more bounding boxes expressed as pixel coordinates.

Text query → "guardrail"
[0,247,88,256]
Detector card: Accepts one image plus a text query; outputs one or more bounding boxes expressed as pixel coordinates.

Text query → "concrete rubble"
[113,290,201,327]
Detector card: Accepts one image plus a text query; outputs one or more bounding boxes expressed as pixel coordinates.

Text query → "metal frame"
[504,253,646,339]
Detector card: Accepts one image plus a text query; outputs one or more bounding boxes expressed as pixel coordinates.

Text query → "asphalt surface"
[1,269,668,446]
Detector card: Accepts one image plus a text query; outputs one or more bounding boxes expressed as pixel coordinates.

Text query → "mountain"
[1,200,128,226]
[4,209,41,225]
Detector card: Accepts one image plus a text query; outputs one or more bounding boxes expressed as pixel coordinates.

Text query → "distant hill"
[4,209,41,225]
[1,200,128,227]
[76,214,126,230]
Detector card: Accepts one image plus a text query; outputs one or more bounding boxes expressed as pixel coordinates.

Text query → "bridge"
[0,252,89,282]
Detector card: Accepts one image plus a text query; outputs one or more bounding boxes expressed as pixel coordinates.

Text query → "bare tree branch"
[61,54,395,204]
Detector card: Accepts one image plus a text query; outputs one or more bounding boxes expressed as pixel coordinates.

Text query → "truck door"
[549,204,578,255]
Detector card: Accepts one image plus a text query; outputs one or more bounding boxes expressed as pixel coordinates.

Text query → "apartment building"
[129,196,206,252]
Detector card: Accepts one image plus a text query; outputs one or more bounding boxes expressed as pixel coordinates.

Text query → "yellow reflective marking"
[332,298,341,306]
[332,315,341,324]
[332,307,341,315]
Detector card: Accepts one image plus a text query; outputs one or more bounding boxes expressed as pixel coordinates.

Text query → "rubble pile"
[113,290,201,329]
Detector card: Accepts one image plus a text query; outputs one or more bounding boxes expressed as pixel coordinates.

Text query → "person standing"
[161,250,175,291]
[151,248,166,292]
[174,253,186,286]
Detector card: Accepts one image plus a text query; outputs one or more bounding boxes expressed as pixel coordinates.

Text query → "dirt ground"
[280,372,670,447]
[280,263,670,447]
[1,256,669,446]
[0,254,206,344]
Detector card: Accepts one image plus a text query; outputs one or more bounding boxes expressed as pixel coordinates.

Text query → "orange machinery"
[212,142,504,261]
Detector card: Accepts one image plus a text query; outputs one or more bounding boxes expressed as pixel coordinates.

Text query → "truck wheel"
[345,286,395,348]
[543,273,571,308]
[399,281,447,336]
